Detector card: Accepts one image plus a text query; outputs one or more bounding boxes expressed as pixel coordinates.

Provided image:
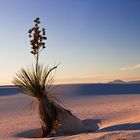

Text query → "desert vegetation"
[13,17,86,137]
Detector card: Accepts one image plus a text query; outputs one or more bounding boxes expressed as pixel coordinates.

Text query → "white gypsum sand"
[0,87,140,140]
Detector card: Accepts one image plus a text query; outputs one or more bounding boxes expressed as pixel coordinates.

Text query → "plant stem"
[39,96,53,137]
[36,51,39,74]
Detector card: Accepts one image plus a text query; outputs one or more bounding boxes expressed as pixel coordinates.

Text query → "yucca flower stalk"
[13,17,63,137]
[28,17,47,73]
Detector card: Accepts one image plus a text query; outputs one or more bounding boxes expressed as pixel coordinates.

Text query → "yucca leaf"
[13,64,57,99]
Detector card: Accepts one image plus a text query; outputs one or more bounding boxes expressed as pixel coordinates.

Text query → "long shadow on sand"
[15,120,140,138]
[100,123,140,132]
[15,119,101,138]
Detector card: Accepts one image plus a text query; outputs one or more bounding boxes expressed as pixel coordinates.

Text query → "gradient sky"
[0,0,140,85]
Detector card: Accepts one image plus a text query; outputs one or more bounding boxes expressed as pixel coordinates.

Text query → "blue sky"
[0,0,140,84]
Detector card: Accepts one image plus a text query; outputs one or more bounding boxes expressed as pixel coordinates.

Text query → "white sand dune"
[0,86,140,140]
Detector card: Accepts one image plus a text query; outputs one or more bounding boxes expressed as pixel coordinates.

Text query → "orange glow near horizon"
[55,75,140,84]
[0,75,140,86]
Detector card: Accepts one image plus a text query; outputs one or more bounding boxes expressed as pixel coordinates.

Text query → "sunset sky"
[0,0,140,85]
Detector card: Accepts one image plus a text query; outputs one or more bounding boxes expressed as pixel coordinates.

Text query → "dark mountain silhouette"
[108,79,140,84]
[108,79,126,84]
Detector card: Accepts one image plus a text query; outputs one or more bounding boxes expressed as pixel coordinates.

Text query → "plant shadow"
[99,122,140,132]
[15,119,101,138]
[83,119,101,132]
[16,128,43,138]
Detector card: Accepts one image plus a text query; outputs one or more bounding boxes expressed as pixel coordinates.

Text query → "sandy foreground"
[0,89,140,140]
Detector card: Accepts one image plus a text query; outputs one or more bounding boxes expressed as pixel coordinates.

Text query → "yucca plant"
[13,17,68,137]
[13,17,88,138]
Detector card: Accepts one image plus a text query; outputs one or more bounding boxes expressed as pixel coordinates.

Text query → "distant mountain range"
[128,80,140,84]
[108,79,140,84]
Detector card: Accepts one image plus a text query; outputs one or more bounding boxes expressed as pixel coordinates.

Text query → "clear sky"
[0,0,140,85]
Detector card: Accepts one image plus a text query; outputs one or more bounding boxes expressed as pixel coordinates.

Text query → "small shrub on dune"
[13,17,87,138]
